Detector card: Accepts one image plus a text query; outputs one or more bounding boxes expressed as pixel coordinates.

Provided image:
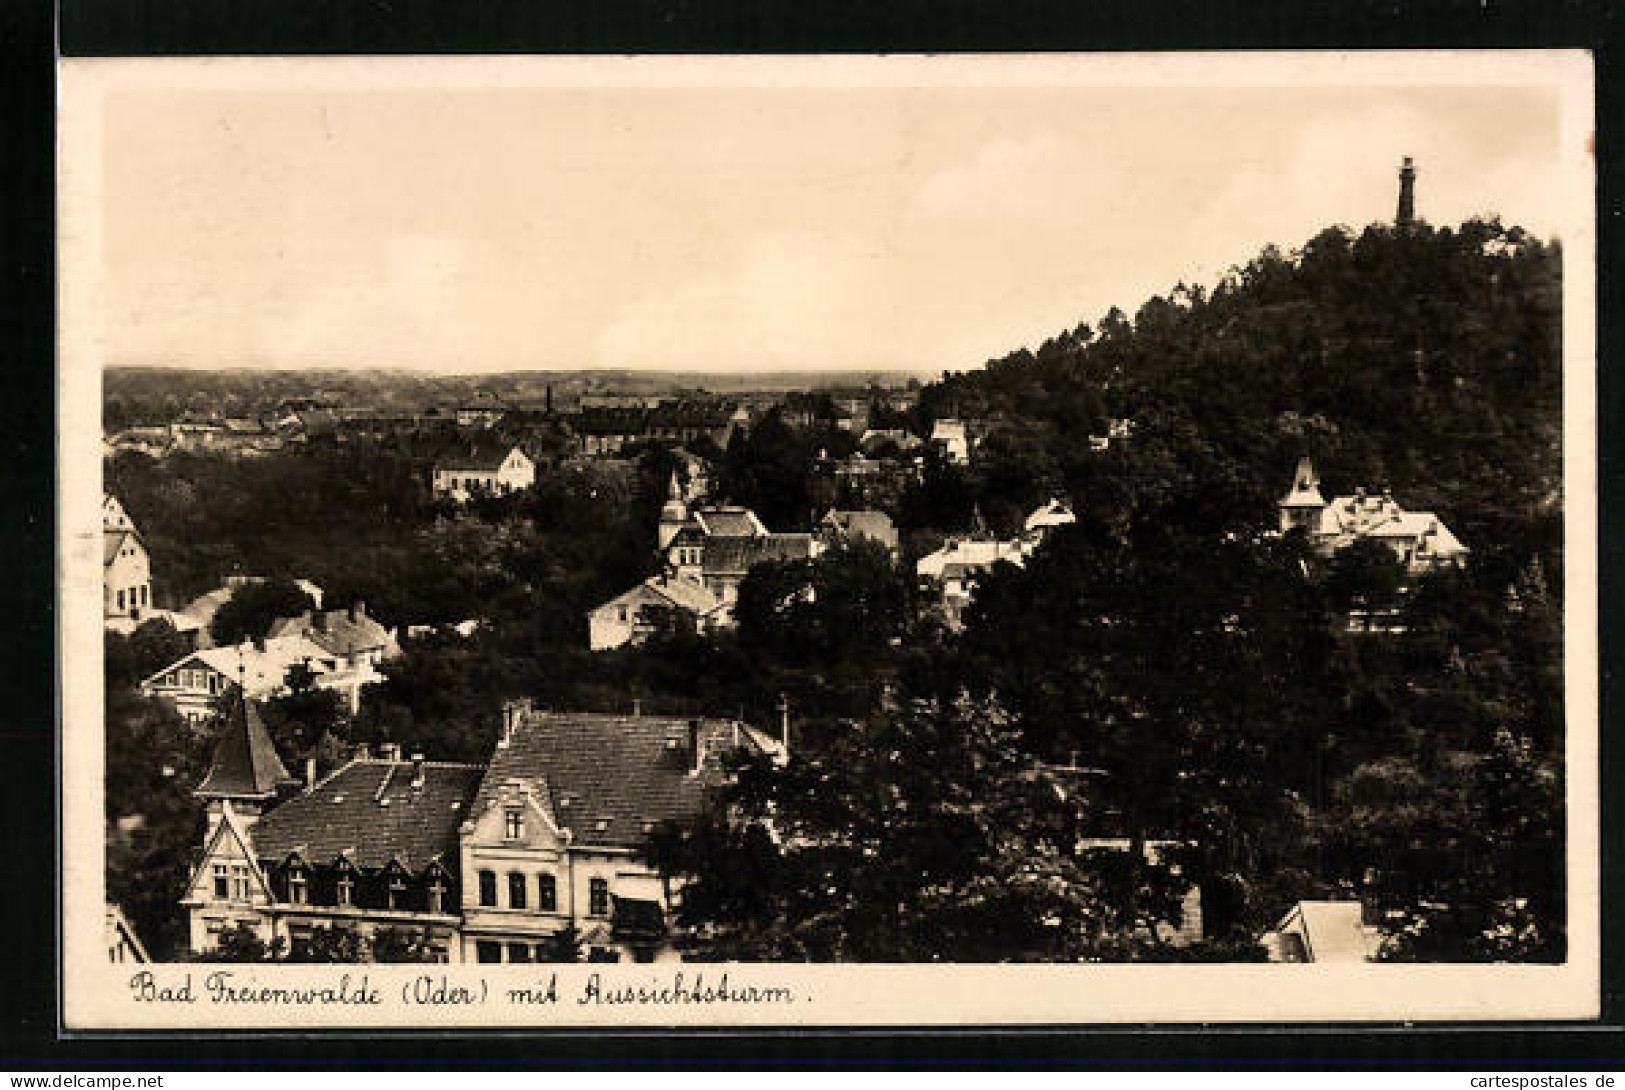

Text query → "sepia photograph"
[57,51,1597,1028]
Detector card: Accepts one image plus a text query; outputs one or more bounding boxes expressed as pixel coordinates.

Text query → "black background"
[3,0,1621,1067]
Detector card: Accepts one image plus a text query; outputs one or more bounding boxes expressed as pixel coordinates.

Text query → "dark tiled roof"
[436,438,524,472]
[104,529,140,567]
[822,509,897,547]
[693,507,763,538]
[702,533,815,575]
[267,608,394,657]
[474,713,757,850]
[252,759,485,872]
[195,692,299,801]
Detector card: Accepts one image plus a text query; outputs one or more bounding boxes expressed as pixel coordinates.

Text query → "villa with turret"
[1279,456,1468,574]
[181,691,781,963]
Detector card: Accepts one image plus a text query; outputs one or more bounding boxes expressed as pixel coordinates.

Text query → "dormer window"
[387,874,407,910]
[287,867,308,905]
[504,807,524,840]
[336,871,354,907]
[427,875,446,915]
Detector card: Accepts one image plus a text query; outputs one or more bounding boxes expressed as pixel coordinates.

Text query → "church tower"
[657,470,690,551]
[1396,156,1417,228]
[1279,456,1327,535]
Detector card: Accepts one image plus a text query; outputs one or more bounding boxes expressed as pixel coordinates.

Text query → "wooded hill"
[912,217,1562,577]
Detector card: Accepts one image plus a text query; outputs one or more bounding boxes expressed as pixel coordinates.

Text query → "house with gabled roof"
[817,508,899,555]
[183,690,480,960]
[458,702,777,964]
[1278,457,1468,575]
[266,601,400,669]
[180,699,778,963]
[587,575,726,651]
[141,632,383,721]
[104,493,153,632]
[431,440,535,503]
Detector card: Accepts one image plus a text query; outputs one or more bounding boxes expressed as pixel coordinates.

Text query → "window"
[212,863,229,900]
[336,871,354,907]
[537,874,557,912]
[478,870,497,907]
[476,941,502,964]
[141,586,149,606]
[589,877,610,916]
[427,876,446,915]
[504,807,523,840]
[506,942,531,964]
[117,589,125,611]
[388,874,407,910]
[288,869,308,905]
[508,872,527,909]
[617,606,628,624]
[231,864,251,901]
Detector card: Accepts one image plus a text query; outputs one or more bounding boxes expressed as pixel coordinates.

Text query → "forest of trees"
[106,216,1565,962]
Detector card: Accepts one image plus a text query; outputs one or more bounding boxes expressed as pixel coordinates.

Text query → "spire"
[195,686,297,803]
[1396,156,1417,228]
[667,469,682,501]
[1279,456,1327,534]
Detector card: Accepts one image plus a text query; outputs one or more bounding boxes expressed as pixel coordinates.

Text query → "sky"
[87,63,1573,375]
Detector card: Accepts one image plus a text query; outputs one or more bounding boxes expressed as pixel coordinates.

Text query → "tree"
[202,921,273,962]
[209,578,315,646]
[105,683,209,960]
[260,662,349,767]
[371,926,443,963]
[647,693,1196,962]
[540,925,584,963]
[287,924,367,963]
[1324,537,1407,631]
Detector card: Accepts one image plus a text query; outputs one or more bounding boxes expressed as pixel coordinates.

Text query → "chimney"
[632,698,642,718]
[688,718,703,774]
[350,600,365,622]
[352,742,371,760]
[305,757,318,792]
[499,698,531,747]
[379,741,401,762]
[778,693,791,759]
[411,753,425,789]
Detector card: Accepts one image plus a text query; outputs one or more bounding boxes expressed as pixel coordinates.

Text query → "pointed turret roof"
[195,687,297,802]
[1280,456,1326,509]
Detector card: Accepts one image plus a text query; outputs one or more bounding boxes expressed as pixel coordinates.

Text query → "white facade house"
[930,418,971,464]
[916,536,1032,628]
[141,636,384,720]
[587,576,725,651]
[182,701,776,965]
[433,443,535,503]
[104,494,153,632]
[1279,458,1468,574]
